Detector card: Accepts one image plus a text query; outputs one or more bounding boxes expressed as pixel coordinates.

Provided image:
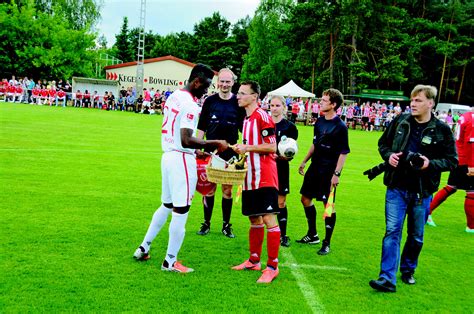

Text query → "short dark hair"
[189,63,214,82]
[240,80,261,96]
[323,88,344,110]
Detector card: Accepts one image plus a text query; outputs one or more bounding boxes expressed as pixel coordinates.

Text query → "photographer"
[369,85,457,293]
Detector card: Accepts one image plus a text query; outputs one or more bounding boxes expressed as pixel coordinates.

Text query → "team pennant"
[323,187,336,219]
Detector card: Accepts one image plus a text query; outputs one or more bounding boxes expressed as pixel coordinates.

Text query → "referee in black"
[297,88,350,255]
[196,68,245,238]
[270,95,298,247]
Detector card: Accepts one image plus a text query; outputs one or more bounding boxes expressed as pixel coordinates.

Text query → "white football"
[278,136,298,158]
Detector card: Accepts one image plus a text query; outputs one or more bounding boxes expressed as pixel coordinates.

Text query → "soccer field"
[1,103,473,312]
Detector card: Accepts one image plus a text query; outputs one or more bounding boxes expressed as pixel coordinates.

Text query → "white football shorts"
[161,151,197,207]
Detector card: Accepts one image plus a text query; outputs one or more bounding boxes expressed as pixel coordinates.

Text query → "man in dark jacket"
[369,85,457,293]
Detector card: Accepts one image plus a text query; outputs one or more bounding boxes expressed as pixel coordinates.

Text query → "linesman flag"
[323,187,336,219]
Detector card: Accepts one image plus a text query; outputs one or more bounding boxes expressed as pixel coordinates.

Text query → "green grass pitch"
[1,102,473,312]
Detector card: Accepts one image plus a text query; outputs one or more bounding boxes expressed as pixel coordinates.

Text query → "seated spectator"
[108,92,115,110]
[40,87,49,105]
[0,79,7,101]
[56,89,66,107]
[117,94,124,111]
[5,83,13,102]
[74,90,82,107]
[153,93,162,114]
[103,91,109,110]
[125,93,135,111]
[136,94,143,112]
[48,86,57,106]
[92,91,100,108]
[13,84,23,103]
[31,86,40,104]
[83,90,91,108]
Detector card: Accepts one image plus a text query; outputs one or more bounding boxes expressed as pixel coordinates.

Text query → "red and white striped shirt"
[455,111,474,167]
[242,108,278,191]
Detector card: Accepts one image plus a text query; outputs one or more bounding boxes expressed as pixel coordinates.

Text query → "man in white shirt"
[133,64,228,273]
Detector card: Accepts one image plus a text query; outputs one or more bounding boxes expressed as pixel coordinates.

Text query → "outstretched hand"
[215,140,229,153]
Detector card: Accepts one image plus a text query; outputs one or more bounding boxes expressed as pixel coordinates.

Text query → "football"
[278,136,298,158]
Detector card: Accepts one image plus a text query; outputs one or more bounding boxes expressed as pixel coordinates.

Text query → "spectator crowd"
[0,75,175,115]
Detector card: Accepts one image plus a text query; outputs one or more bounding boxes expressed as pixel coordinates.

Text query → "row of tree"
[2,0,472,103]
[109,0,472,103]
[243,0,473,103]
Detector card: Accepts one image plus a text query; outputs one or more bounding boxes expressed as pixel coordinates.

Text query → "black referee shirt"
[311,115,350,171]
[197,93,245,144]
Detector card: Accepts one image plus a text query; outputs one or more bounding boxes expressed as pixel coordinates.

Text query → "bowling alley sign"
[104,55,217,93]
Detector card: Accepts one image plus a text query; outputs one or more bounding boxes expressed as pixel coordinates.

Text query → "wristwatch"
[334,170,341,177]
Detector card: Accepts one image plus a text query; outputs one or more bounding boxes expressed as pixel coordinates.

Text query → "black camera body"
[404,152,424,170]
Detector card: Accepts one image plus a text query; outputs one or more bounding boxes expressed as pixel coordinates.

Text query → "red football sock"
[465,192,474,229]
[430,185,456,214]
[249,224,264,263]
[266,225,281,270]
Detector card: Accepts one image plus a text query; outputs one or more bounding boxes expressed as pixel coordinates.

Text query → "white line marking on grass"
[280,250,325,313]
[280,263,348,272]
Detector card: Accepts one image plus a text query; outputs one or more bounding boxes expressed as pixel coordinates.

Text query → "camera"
[363,151,425,181]
[404,152,424,170]
[363,162,386,181]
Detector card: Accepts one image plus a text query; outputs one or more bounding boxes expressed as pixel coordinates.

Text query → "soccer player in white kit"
[133,64,228,273]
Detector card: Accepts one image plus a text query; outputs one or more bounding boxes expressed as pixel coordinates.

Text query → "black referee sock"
[277,206,288,237]
[222,197,232,225]
[304,205,317,236]
[203,195,215,224]
[324,213,337,244]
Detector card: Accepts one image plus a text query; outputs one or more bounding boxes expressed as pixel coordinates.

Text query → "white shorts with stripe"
[161,151,197,207]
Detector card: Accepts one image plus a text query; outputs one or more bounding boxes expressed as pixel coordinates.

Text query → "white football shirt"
[161,89,201,154]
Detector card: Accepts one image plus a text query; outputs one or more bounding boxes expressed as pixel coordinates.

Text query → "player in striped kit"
[428,106,474,232]
[231,81,280,284]
[133,64,228,273]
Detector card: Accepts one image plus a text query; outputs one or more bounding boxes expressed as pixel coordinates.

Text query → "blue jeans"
[379,188,431,284]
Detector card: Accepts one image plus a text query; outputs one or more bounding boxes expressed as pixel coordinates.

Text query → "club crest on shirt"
[186,113,194,120]
[262,130,268,136]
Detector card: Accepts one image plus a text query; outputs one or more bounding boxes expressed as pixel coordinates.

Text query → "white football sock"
[141,204,172,252]
[165,211,189,267]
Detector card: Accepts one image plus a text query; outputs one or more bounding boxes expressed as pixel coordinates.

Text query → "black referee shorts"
[448,165,474,190]
[242,187,279,217]
[276,159,290,195]
[300,163,332,202]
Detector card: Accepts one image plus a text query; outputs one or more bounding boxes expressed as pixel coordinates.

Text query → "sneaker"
[222,223,235,238]
[466,227,474,233]
[257,267,279,283]
[317,240,330,255]
[296,234,320,244]
[401,273,416,285]
[161,261,194,273]
[369,277,396,292]
[280,235,291,247]
[231,259,261,271]
[426,215,437,227]
[197,222,210,235]
[133,246,150,261]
